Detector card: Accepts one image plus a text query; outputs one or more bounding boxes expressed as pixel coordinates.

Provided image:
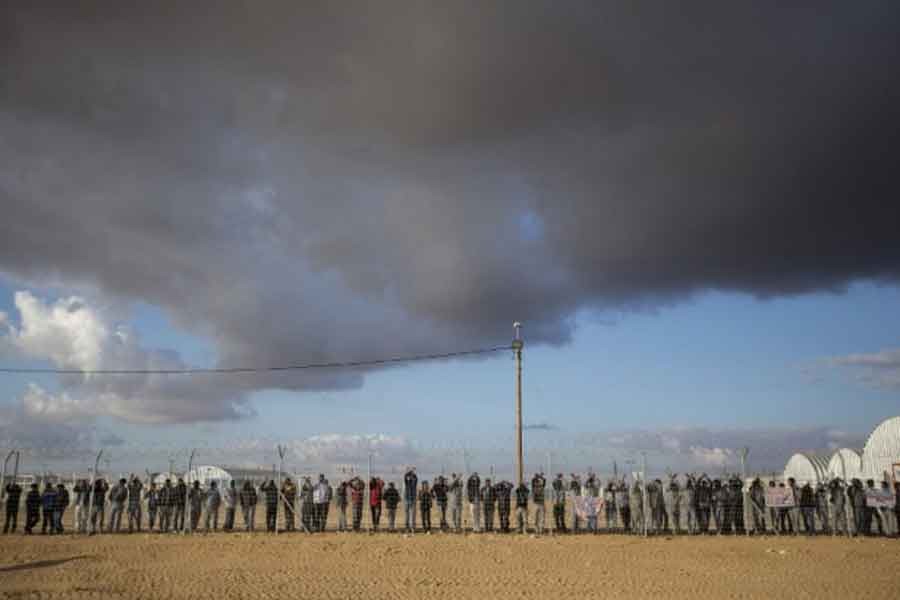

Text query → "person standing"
[262,479,279,532]
[515,480,529,534]
[3,479,22,534]
[54,482,69,534]
[146,482,159,532]
[300,477,314,532]
[90,477,108,535]
[617,480,631,534]
[569,474,582,533]
[749,478,766,535]
[223,480,237,532]
[799,482,816,535]
[695,477,711,534]
[467,472,482,533]
[419,481,433,533]
[24,483,40,535]
[710,479,724,534]
[109,478,128,533]
[281,477,297,532]
[173,478,187,532]
[204,481,221,532]
[786,478,802,535]
[72,479,89,534]
[127,476,143,533]
[850,479,865,535]
[384,482,400,532]
[551,474,567,533]
[403,467,418,533]
[829,478,848,536]
[496,480,512,533]
[815,482,830,534]
[894,482,900,538]
[239,481,257,532]
[531,472,547,535]
[158,479,174,533]
[878,479,896,537]
[482,478,496,533]
[349,476,365,532]
[323,477,333,531]
[336,480,349,532]
[369,476,384,532]
[630,479,645,535]
[664,476,680,534]
[604,481,618,532]
[41,482,57,535]
[188,481,203,532]
[314,475,330,532]
[448,473,463,533]
[432,476,449,531]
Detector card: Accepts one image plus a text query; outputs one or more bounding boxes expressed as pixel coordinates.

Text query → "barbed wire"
[0,345,512,376]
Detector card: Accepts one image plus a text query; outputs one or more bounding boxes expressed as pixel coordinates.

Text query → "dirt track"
[2,533,898,599]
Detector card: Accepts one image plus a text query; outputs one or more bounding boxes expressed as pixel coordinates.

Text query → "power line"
[0,345,512,376]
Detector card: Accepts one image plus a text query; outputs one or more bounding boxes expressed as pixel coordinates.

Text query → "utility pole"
[512,322,524,487]
[739,447,749,537]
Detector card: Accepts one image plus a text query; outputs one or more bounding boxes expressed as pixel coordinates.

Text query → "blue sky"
[3,276,897,472]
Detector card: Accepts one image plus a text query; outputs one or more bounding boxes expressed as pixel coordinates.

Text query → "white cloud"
[1,290,253,425]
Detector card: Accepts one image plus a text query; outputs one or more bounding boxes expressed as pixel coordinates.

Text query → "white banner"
[765,487,795,508]
[574,496,604,519]
[865,488,895,509]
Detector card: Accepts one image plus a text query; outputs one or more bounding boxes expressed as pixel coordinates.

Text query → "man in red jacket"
[369,477,384,532]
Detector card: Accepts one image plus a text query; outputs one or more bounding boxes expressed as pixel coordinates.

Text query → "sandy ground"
[2,532,899,600]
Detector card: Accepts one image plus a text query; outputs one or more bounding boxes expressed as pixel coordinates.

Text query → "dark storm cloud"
[1,1,899,413]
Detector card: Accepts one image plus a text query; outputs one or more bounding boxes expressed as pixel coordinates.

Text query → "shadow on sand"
[0,555,90,573]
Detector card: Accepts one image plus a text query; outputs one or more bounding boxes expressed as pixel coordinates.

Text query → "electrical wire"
[0,345,513,375]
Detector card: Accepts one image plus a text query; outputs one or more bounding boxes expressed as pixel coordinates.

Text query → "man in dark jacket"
[74,479,90,533]
[109,478,128,533]
[419,481,433,533]
[432,476,449,531]
[159,480,175,533]
[127,476,143,533]
[749,478,766,535]
[90,477,109,535]
[799,482,816,535]
[482,478,496,532]
[403,468,418,532]
[54,483,69,534]
[349,476,365,532]
[262,480,278,532]
[24,483,41,534]
[146,482,159,531]
[551,474,567,533]
[335,481,349,532]
[41,482,56,534]
[495,481,512,533]
[383,482,400,532]
[173,478,187,532]
[515,481,530,534]
[238,481,257,532]
[3,480,22,534]
[467,472,482,532]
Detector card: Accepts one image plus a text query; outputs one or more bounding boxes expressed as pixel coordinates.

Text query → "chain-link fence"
[3,448,898,538]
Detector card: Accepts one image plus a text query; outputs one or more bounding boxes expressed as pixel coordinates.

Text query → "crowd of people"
[3,468,899,538]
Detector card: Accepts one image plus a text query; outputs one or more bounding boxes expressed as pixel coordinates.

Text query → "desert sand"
[2,531,899,599]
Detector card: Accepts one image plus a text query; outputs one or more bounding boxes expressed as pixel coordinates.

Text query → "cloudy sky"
[1,1,899,478]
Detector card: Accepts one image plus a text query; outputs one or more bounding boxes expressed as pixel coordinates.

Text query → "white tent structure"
[783,452,829,485]
[862,416,900,481]
[827,448,863,481]
[184,465,232,489]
